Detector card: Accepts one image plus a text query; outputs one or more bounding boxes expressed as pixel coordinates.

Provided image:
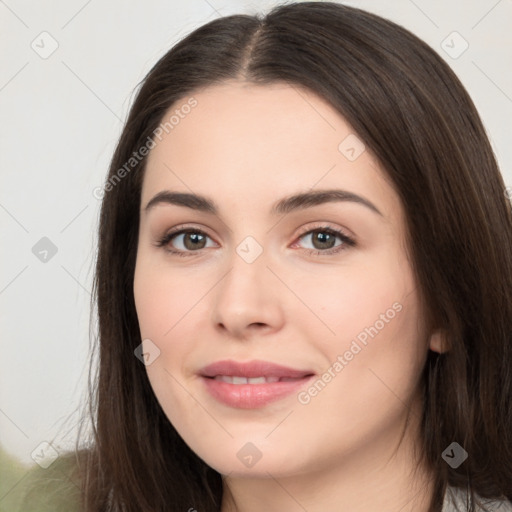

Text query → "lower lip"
[201,376,314,409]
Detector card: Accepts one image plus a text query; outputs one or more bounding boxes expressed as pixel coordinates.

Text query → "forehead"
[146,81,346,171]
[141,81,396,219]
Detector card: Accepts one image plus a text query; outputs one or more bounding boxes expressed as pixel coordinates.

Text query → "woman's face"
[133,81,439,478]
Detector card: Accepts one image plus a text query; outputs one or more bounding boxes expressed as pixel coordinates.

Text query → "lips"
[214,375,287,384]
[199,359,315,409]
[199,359,314,380]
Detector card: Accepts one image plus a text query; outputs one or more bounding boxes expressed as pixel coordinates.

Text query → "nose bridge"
[211,233,284,336]
[218,235,270,306]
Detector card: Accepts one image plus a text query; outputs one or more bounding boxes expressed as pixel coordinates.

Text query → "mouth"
[209,375,306,384]
[199,359,314,380]
[199,359,315,409]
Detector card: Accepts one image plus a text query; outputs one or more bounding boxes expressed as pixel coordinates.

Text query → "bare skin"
[133,81,443,511]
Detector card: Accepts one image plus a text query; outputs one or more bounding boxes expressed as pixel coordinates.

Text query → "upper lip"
[199,359,315,379]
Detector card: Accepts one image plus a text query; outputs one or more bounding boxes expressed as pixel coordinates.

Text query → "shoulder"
[443,485,512,512]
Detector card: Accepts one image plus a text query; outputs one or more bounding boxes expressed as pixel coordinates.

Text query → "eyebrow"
[144,189,383,217]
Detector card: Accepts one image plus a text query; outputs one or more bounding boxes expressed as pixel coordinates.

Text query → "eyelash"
[155,224,356,258]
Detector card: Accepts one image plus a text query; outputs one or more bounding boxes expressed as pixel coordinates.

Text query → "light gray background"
[1,0,511,467]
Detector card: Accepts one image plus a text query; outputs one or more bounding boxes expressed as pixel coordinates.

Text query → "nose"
[211,247,285,341]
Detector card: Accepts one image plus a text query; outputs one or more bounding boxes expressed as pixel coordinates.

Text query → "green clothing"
[0,447,81,512]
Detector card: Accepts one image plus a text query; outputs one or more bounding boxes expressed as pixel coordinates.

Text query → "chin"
[192,441,308,478]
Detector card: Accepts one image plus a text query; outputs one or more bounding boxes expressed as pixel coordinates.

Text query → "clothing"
[443,486,512,512]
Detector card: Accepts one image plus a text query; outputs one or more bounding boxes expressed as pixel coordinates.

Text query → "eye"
[155,227,217,257]
[293,225,356,256]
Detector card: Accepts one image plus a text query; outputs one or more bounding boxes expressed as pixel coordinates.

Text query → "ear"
[428,328,449,354]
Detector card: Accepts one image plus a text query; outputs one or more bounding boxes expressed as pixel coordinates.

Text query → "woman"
[19,2,512,511]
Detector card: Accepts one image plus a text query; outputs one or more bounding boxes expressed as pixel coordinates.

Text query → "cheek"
[133,257,202,340]
[296,246,415,347]
[332,295,424,407]
[301,247,426,407]
[293,290,426,464]
[133,256,213,392]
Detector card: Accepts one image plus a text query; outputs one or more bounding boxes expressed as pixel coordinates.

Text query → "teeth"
[213,375,282,384]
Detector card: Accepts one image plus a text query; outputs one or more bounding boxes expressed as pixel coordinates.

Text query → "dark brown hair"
[77,2,512,511]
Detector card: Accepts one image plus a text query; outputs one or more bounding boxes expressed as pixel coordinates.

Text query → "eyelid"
[294,222,354,240]
[166,223,215,237]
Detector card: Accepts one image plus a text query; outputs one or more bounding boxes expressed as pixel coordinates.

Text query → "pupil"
[314,232,334,249]
[185,233,205,250]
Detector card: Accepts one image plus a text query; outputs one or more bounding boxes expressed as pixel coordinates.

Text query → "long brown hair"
[77,2,512,511]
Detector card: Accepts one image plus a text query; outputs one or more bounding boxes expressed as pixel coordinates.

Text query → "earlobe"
[429,329,449,354]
